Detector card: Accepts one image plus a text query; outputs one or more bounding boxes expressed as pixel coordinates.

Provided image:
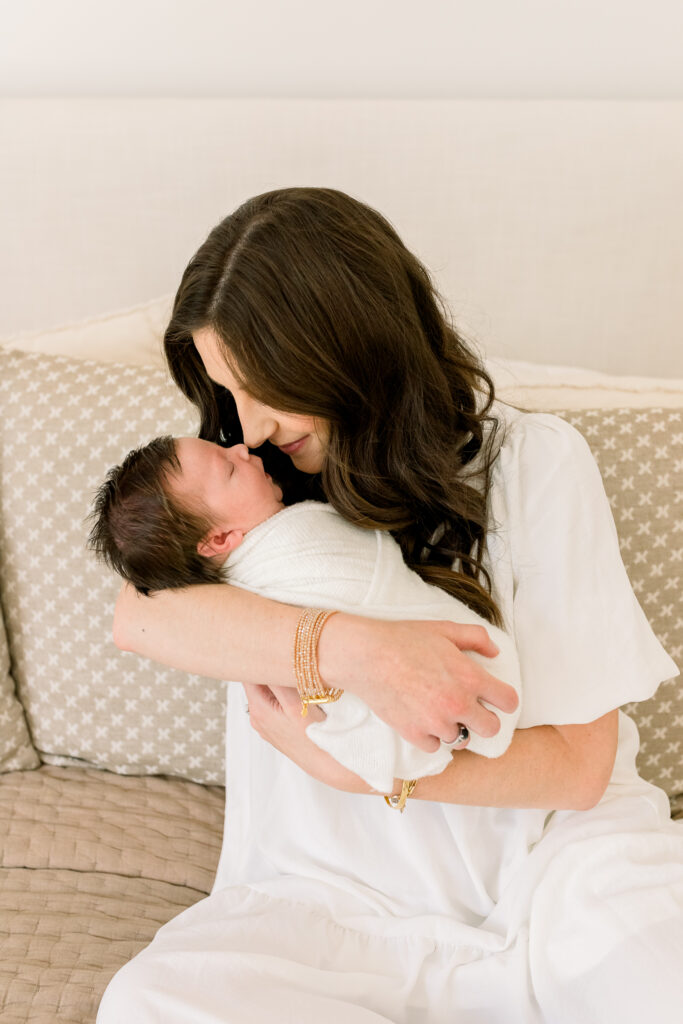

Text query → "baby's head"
[89,435,284,594]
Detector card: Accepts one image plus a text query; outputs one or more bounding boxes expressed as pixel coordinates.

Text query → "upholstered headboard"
[1,98,682,377]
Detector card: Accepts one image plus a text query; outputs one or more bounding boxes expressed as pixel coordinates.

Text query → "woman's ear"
[197,529,244,559]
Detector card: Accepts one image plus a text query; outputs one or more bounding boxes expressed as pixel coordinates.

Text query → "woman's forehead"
[193,327,239,387]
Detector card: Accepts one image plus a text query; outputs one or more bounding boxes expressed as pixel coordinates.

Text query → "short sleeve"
[489,412,679,728]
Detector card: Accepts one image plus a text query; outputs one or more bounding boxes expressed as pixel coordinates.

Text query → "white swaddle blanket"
[226,500,521,792]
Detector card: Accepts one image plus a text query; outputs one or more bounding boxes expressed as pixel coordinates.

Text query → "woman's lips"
[277,436,308,455]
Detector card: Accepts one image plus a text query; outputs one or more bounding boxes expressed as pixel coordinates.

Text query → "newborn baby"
[89,436,521,792]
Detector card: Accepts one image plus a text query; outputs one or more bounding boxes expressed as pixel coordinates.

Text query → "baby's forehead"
[170,437,217,480]
[174,436,219,458]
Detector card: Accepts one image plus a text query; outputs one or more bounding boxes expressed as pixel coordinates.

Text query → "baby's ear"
[197,530,244,558]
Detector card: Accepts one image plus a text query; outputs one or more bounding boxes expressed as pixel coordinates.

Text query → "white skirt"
[97,710,683,1024]
[97,827,683,1024]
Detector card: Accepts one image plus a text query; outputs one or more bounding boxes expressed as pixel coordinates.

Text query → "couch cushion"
[0,348,226,784]
[0,765,224,1024]
[0,869,202,1024]
[0,605,39,772]
[549,407,682,815]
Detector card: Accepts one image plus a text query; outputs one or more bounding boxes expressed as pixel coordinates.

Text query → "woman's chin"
[291,453,322,474]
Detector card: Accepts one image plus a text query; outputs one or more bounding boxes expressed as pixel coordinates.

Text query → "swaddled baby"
[89,436,521,792]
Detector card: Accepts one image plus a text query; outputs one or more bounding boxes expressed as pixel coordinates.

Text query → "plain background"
[2,2,682,375]
[2,0,683,99]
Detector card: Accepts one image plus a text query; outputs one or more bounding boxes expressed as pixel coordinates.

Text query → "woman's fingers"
[242,682,278,715]
[243,683,326,725]
[240,683,360,792]
[456,699,501,740]
[421,653,513,741]
[440,622,519,714]
[269,685,326,722]
[320,615,519,751]
[442,622,500,659]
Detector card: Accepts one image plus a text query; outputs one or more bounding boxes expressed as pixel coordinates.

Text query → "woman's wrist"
[316,611,364,693]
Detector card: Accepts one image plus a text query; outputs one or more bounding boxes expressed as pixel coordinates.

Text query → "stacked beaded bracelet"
[293,608,344,716]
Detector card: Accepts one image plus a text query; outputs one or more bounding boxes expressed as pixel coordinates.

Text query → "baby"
[89,436,522,792]
[89,436,285,596]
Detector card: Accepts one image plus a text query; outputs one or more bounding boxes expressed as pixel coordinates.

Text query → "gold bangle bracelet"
[384,778,418,813]
[293,608,343,716]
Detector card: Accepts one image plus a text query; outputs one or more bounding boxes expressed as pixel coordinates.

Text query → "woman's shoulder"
[493,400,586,447]
[486,400,609,549]
[491,401,596,484]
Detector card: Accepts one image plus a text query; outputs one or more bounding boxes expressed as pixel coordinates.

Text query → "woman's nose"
[232,393,277,449]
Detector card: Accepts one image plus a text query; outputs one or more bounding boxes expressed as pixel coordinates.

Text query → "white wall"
[3,98,682,377]
[2,0,683,99]
[3,4,682,376]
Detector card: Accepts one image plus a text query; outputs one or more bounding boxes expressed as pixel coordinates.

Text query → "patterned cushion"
[0,348,226,784]
[554,408,682,815]
[0,603,39,772]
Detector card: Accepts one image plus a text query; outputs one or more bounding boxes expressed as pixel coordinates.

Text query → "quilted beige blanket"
[0,766,225,1024]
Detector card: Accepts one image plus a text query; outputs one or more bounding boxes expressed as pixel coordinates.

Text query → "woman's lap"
[96,887,428,1024]
[96,885,540,1024]
[97,825,683,1024]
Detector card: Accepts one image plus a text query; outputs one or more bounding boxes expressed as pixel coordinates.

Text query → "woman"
[99,188,682,1023]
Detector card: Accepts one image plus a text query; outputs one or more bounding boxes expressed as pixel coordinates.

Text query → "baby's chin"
[266,475,284,504]
[265,489,285,516]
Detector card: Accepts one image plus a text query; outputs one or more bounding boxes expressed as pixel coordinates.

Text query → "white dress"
[97,408,683,1024]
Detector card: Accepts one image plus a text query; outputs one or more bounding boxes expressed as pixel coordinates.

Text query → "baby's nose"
[232,443,250,460]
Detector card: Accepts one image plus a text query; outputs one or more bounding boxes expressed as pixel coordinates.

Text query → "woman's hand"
[318,617,519,753]
[243,683,370,794]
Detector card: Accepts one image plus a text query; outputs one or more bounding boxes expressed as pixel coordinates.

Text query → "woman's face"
[193,327,328,475]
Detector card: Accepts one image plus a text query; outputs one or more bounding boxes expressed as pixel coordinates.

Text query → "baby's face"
[170,438,284,540]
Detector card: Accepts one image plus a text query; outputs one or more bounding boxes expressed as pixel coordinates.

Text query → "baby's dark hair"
[88,435,225,595]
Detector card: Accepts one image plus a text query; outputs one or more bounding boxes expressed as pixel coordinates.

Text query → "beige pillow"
[0,348,225,784]
[0,296,171,368]
[0,603,40,772]
[548,407,682,815]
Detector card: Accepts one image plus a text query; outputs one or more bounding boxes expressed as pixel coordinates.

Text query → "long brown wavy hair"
[164,187,504,626]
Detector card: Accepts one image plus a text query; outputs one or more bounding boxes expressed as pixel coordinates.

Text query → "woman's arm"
[113,582,519,751]
[399,712,620,811]
[246,682,620,812]
[114,581,301,684]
